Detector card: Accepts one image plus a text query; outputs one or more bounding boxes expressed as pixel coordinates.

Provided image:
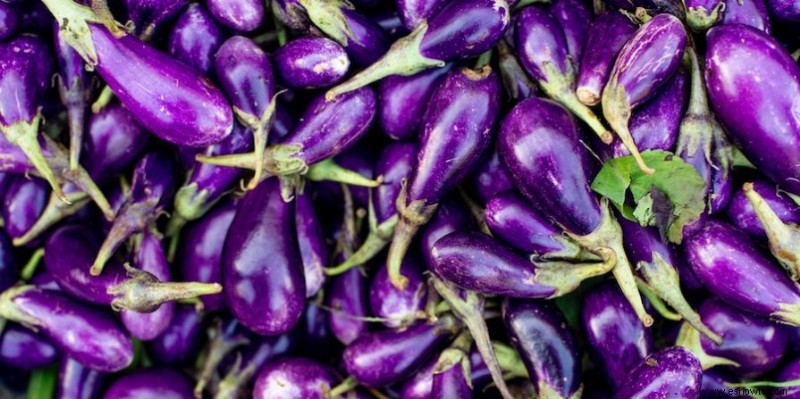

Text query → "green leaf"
[26,364,57,399]
[591,150,706,243]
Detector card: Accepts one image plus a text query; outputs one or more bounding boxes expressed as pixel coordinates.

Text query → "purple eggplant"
[386,66,500,290]
[2,176,48,242]
[378,63,453,140]
[0,35,64,198]
[102,368,193,399]
[327,266,369,345]
[720,0,771,33]
[275,37,349,89]
[0,286,133,371]
[0,3,17,41]
[727,178,800,239]
[774,358,800,398]
[148,305,203,366]
[582,282,653,390]
[614,346,702,399]
[369,256,426,329]
[431,347,472,399]
[396,0,448,30]
[214,333,297,399]
[576,11,637,106]
[223,177,305,336]
[503,298,582,399]
[325,0,510,99]
[419,194,475,269]
[0,323,58,370]
[686,0,725,31]
[57,357,105,399]
[44,0,234,147]
[496,39,537,102]
[499,97,652,326]
[253,357,336,399]
[401,357,438,399]
[602,13,688,173]
[515,6,613,145]
[0,231,16,294]
[685,220,800,326]
[343,315,459,388]
[271,0,313,33]
[705,24,800,196]
[207,0,263,31]
[55,24,92,171]
[549,0,590,62]
[765,0,800,21]
[295,190,326,298]
[432,231,613,298]
[465,148,515,205]
[125,0,188,39]
[168,3,225,75]
[177,200,235,311]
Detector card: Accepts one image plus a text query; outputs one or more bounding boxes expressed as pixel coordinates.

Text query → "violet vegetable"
[54,24,92,172]
[764,0,800,21]
[685,0,725,31]
[720,0,771,33]
[275,37,349,89]
[57,357,105,399]
[0,231,16,294]
[295,190,326,298]
[207,0,263,32]
[125,0,188,39]
[327,267,369,345]
[726,177,800,237]
[549,0,591,62]
[774,358,800,398]
[0,3,17,41]
[740,182,800,280]
[431,342,473,399]
[614,346,702,399]
[377,63,453,140]
[2,176,48,242]
[148,305,203,365]
[397,0,448,30]
[576,11,637,106]
[253,357,337,399]
[102,368,194,399]
[466,148,516,205]
[168,3,225,75]
[369,256,426,329]
[0,323,58,370]
[496,40,537,102]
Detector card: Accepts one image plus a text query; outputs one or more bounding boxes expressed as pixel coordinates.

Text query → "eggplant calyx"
[675,322,740,369]
[743,182,800,280]
[685,2,725,32]
[638,253,723,344]
[195,322,250,398]
[493,341,528,379]
[296,0,356,46]
[324,376,358,399]
[568,200,654,327]
[636,278,682,321]
[326,21,444,101]
[0,118,67,202]
[169,183,211,234]
[307,159,383,188]
[213,354,261,399]
[14,190,88,247]
[601,81,654,174]
[48,139,115,220]
[325,216,397,276]
[233,92,283,190]
[538,381,583,399]
[433,347,473,390]
[41,0,106,65]
[108,264,222,312]
[91,198,160,276]
[0,285,40,330]
[773,303,800,327]
[535,248,616,298]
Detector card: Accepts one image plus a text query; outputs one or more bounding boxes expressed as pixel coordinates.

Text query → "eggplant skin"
[613,346,701,399]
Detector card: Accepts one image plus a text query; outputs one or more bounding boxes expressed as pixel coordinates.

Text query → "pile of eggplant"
[0,0,799,397]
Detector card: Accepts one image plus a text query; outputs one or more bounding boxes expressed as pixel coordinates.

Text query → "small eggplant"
[253,357,336,399]
[369,256,426,329]
[0,323,58,370]
[705,24,800,195]
[386,66,500,290]
[214,333,298,399]
[401,357,438,399]
[377,63,453,140]
[57,357,105,399]
[0,286,133,371]
[503,298,582,399]
[327,267,369,345]
[125,0,188,39]
[614,347,702,399]
[223,177,305,336]
[465,148,515,205]
[168,3,225,75]
[764,0,800,21]
[274,37,349,89]
[102,368,193,399]
[431,347,472,399]
[720,0,771,33]
[419,194,474,269]
[2,176,48,242]
[396,0,448,30]
[684,220,800,325]
[54,24,92,171]
[549,0,591,62]
[726,178,800,239]
[685,0,725,31]
[0,3,17,41]
[576,11,637,106]
[148,305,203,366]
[295,190,326,298]
[582,282,652,390]
[602,13,687,174]
[325,0,510,99]
[207,0,264,32]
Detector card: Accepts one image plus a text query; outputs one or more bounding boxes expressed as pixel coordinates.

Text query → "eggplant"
[386,66,500,289]
[431,347,472,399]
[685,0,725,31]
[685,220,800,325]
[581,282,653,390]
[102,368,193,399]
[275,37,349,89]
[55,24,92,172]
[0,286,133,371]
[295,190,326,298]
[168,3,225,75]
[764,0,800,21]
[720,0,771,33]
[397,0,448,30]
[223,177,305,336]
[0,3,17,41]
[602,13,687,174]
[271,0,313,33]
[57,357,105,399]
[44,0,234,147]
[369,256,426,329]
[705,24,800,196]
[496,40,537,102]
[0,323,58,370]
[325,0,510,99]
[148,305,203,366]
[214,333,298,399]
[774,357,800,398]
[576,11,637,106]
[327,267,369,345]
[377,64,453,140]
[419,194,475,269]
[2,176,48,242]
[401,357,438,399]
[125,0,188,39]
[499,96,652,326]
[253,357,336,399]
[549,0,590,62]
[614,346,702,399]
[726,178,800,239]
[503,298,582,399]
[207,0,264,32]
[465,148,515,205]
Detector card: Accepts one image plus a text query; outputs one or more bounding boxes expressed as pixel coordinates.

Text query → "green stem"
[20,249,45,282]
[26,364,58,399]
[91,86,116,113]
[728,378,800,389]
[326,376,358,398]
[636,278,682,321]
[474,50,493,69]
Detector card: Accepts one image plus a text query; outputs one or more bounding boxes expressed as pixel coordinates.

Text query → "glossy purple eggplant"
[515,6,612,145]
[582,282,652,390]
[774,358,800,398]
[57,357,105,399]
[727,178,800,239]
[686,0,725,31]
[576,11,637,106]
[0,3,17,41]
[705,24,800,195]
[369,257,426,329]
[0,231,16,293]
[466,148,515,205]
[378,63,453,140]
[44,0,234,147]
[148,305,202,366]
[431,347,472,399]
[614,346,702,399]
[168,3,224,74]
[0,286,133,371]
[2,176,48,241]
[503,299,582,399]
[253,357,336,399]
[765,0,800,21]
[214,333,297,399]
[0,323,58,370]
[386,66,500,290]
[275,37,349,89]
[294,191,326,298]
[419,194,475,269]
[401,357,437,399]
[223,177,305,336]
[499,96,652,326]
[125,0,188,39]
[602,13,687,174]
[685,220,800,325]
[720,0,771,32]
[343,316,459,388]
[549,0,590,62]
[102,368,193,399]
[396,0,448,30]
[327,267,368,345]
[55,24,92,171]
[207,0,263,31]
[326,0,510,99]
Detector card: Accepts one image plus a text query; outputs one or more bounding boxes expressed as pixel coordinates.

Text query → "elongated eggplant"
[387,66,500,289]
[720,0,770,32]
[582,282,652,390]
[253,357,336,399]
[223,177,305,335]
[102,368,193,399]
[614,346,702,399]
[207,0,263,31]
[369,256,426,329]
[705,24,800,195]
[271,0,313,33]
[327,266,368,345]
[57,357,105,399]
[685,220,800,325]
[125,0,188,39]
[549,0,590,62]
[55,24,92,171]
[602,13,687,173]
[503,298,582,399]
[378,63,453,140]
[0,323,58,370]
[275,37,349,89]
[499,97,652,326]
[466,147,515,206]
[2,176,48,242]
[325,0,509,99]
[294,191,326,298]
[727,178,800,239]
[168,3,224,74]
[576,11,637,106]
[44,0,234,147]
[0,286,133,371]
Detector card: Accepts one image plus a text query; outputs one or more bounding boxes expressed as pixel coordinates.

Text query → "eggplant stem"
[492,341,528,378]
[324,215,396,276]
[743,182,800,280]
[601,83,654,174]
[20,249,45,282]
[386,182,437,290]
[325,376,358,399]
[306,159,383,188]
[773,303,800,327]
[91,198,159,276]
[91,86,115,113]
[65,99,87,172]
[194,322,250,398]
[675,322,740,369]
[108,263,222,312]
[1,118,67,202]
[534,249,616,298]
[0,285,40,329]
[13,191,89,247]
